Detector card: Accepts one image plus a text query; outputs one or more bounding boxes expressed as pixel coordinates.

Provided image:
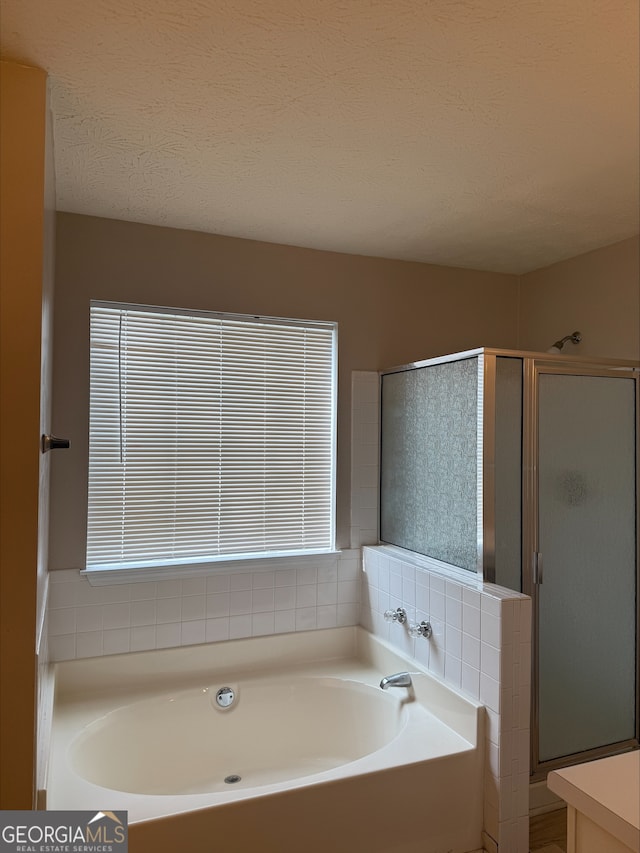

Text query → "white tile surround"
[361,545,531,853]
[45,368,532,853]
[350,369,380,548]
[47,553,361,662]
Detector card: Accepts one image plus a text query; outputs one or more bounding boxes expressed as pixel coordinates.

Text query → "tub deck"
[48,626,485,853]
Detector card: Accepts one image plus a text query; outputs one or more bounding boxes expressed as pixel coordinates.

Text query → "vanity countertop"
[548,750,639,853]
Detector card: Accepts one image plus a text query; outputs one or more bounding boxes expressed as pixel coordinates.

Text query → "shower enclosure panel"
[380,350,524,587]
[380,354,482,573]
[379,347,640,775]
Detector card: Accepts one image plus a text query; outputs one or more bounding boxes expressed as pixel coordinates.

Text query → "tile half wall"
[362,543,531,853]
[48,552,361,662]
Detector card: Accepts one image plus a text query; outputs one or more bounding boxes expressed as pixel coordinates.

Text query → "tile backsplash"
[361,544,531,853]
[350,370,379,548]
[48,551,361,662]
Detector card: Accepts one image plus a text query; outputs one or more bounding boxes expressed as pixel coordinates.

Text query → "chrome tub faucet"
[379,671,413,690]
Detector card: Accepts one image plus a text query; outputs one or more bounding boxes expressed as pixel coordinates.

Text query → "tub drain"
[224,774,242,784]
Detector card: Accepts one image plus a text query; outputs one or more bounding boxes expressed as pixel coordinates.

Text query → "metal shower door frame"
[522,357,640,780]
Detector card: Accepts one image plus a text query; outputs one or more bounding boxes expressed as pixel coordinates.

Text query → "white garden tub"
[48,627,484,853]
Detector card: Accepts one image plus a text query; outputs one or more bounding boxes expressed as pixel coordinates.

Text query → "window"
[86,302,337,575]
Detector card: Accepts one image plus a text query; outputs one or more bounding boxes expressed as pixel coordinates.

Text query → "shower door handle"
[532,552,543,585]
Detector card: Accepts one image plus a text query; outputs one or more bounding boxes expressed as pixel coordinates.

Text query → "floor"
[529,808,568,853]
[530,847,565,853]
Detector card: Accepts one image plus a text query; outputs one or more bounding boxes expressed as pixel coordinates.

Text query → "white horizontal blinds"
[87,304,336,569]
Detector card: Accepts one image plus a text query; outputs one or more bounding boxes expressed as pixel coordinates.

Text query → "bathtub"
[48,626,484,853]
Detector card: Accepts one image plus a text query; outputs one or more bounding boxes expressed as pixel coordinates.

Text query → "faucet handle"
[409,620,433,639]
[384,608,407,624]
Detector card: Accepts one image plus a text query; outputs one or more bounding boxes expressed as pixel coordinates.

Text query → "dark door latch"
[41,435,71,453]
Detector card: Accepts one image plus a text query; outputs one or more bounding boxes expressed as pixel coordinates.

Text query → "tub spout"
[379,672,412,690]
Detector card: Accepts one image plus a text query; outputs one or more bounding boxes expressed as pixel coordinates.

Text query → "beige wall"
[0,59,51,808]
[50,212,519,569]
[50,216,638,574]
[518,236,640,360]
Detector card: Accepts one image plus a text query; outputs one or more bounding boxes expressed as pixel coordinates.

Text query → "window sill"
[81,550,343,586]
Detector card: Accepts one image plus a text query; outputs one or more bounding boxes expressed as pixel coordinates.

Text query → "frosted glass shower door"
[536,370,638,766]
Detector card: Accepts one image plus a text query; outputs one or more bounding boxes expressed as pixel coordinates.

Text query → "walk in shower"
[379,348,640,776]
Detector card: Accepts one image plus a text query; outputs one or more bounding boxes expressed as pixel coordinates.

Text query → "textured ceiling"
[1,0,638,273]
